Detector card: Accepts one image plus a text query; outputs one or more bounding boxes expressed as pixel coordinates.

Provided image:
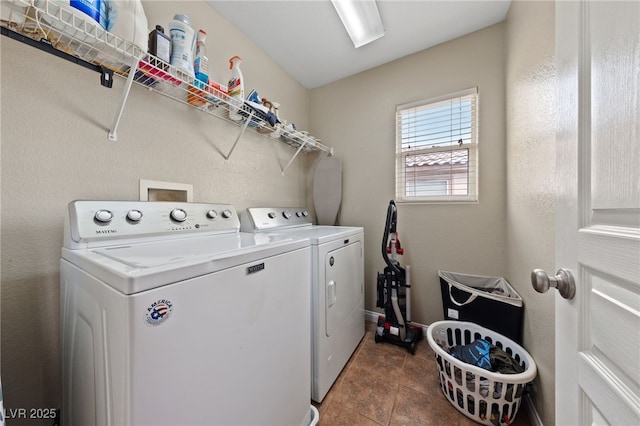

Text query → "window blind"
[395,88,478,202]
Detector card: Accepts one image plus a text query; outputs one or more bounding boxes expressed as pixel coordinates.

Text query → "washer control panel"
[66,201,240,246]
[241,207,312,231]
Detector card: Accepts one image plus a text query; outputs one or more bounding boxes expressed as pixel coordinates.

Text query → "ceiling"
[206,0,512,89]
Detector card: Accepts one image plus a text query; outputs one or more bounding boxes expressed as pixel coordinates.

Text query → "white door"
[555,1,640,425]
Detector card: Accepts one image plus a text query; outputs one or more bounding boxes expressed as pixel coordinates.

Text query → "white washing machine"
[241,208,365,403]
[61,200,315,426]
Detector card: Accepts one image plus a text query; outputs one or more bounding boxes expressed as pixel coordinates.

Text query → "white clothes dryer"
[241,207,365,403]
[61,201,314,426]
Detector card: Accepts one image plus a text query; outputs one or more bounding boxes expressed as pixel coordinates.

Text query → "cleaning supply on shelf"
[244,89,264,126]
[245,89,278,127]
[148,25,171,66]
[106,0,148,54]
[68,0,107,28]
[42,0,148,72]
[168,14,195,79]
[227,55,244,121]
[193,29,209,84]
[204,80,228,107]
[263,100,283,138]
[188,29,209,107]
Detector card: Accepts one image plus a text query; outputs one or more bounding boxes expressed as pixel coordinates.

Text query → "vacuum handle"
[381,201,402,276]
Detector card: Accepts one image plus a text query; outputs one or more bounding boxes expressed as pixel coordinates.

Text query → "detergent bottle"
[148,25,171,66]
[227,55,244,121]
[168,14,195,78]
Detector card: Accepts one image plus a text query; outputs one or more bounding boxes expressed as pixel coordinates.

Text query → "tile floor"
[312,321,532,426]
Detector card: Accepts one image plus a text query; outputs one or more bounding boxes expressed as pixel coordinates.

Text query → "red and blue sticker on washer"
[145,299,173,326]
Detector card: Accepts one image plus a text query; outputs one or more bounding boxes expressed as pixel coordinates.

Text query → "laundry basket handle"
[448,283,478,306]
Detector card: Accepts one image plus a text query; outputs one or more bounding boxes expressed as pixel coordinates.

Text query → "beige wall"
[505,1,556,425]
[0,1,316,417]
[309,23,507,328]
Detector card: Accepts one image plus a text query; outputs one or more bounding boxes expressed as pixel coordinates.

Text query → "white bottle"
[227,55,244,121]
[188,29,209,107]
[193,29,209,85]
[168,14,195,79]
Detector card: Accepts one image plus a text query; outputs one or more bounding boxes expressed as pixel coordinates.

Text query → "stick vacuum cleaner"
[374,200,423,354]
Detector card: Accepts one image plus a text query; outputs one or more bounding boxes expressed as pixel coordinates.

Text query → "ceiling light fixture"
[331,0,385,48]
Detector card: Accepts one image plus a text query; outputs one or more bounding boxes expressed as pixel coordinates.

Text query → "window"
[395,88,478,203]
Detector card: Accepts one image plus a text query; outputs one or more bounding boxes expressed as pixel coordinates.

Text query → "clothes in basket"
[447,338,525,402]
[449,338,525,375]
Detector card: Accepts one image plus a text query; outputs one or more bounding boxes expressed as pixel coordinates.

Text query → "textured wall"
[505,1,557,425]
[309,24,507,327]
[0,1,316,419]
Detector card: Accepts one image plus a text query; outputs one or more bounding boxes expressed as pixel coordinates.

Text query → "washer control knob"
[296,211,303,217]
[206,210,218,219]
[95,209,113,223]
[126,209,143,222]
[282,210,292,219]
[170,208,187,222]
[221,209,233,219]
[302,210,309,217]
[268,212,276,219]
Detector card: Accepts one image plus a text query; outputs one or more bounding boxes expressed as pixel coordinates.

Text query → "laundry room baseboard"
[523,394,544,426]
[364,310,544,426]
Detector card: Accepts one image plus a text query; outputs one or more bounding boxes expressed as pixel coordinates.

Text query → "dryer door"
[325,241,363,336]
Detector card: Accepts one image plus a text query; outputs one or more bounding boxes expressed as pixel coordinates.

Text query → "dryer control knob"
[206,210,218,219]
[282,210,292,219]
[127,209,143,222]
[95,209,113,223]
[221,209,233,219]
[170,208,187,222]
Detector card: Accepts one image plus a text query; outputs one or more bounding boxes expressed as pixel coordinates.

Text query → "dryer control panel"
[241,207,312,231]
[65,201,240,248]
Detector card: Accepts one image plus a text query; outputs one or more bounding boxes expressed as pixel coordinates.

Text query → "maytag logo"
[96,229,117,234]
[247,263,265,274]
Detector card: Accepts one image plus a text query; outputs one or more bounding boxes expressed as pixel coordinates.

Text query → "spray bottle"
[188,29,209,107]
[227,55,244,121]
[193,29,209,84]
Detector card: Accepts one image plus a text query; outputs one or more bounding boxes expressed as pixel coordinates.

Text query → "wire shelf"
[1,0,332,159]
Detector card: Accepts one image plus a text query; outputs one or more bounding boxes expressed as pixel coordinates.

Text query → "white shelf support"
[280,139,308,176]
[108,54,142,141]
[223,110,254,161]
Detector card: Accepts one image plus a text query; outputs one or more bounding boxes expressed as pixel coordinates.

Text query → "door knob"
[531,268,576,300]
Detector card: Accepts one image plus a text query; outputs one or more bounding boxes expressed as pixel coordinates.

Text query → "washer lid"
[267,226,363,245]
[61,232,308,294]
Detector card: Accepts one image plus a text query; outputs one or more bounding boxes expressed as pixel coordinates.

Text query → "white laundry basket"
[427,321,537,425]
